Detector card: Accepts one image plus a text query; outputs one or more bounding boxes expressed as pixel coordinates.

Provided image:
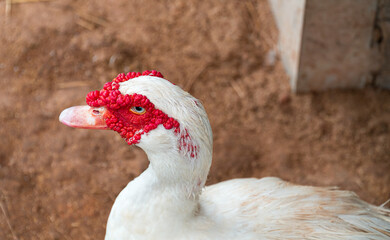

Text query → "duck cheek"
[104,111,149,145]
[105,106,180,146]
[135,126,176,152]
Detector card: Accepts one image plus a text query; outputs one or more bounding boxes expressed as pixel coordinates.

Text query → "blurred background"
[0,0,389,239]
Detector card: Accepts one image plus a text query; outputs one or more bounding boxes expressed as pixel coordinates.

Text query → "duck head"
[59,71,213,197]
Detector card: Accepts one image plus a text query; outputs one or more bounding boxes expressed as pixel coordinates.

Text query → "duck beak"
[59,105,109,129]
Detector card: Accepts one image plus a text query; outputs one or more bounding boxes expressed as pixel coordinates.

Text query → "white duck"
[60,71,390,240]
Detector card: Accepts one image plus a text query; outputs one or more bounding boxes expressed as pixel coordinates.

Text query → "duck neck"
[133,165,201,218]
[136,124,213,202]
[145,142,211,202]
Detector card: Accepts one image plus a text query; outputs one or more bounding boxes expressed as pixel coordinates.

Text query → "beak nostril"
[92,109,100,115]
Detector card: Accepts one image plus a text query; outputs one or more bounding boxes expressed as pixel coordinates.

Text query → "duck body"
[59,71,390,240]
[106,174,390,240]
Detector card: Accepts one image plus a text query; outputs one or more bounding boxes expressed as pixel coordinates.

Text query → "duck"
[59,70,390,240]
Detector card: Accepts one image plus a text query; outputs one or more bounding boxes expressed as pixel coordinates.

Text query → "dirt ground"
[0,0,389,239]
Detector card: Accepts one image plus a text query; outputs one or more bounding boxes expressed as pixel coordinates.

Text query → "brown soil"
[0,0,389,239]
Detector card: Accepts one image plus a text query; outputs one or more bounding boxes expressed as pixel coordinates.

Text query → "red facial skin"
[85,70,198,157]
[86,70,181,145]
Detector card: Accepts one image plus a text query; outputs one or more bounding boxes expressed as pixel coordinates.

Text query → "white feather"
[103,76,390,240]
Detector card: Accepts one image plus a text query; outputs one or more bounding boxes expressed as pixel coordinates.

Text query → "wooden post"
[269,0,385,92]
[268,0,306,92]
[376,0,390,89]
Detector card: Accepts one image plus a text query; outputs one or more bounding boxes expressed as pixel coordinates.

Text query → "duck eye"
[130,106,146,115]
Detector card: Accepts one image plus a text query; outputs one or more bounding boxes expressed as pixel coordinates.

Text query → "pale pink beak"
[59,105,109,129]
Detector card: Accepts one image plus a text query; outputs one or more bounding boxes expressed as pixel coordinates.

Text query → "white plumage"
[60,75,390,240]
